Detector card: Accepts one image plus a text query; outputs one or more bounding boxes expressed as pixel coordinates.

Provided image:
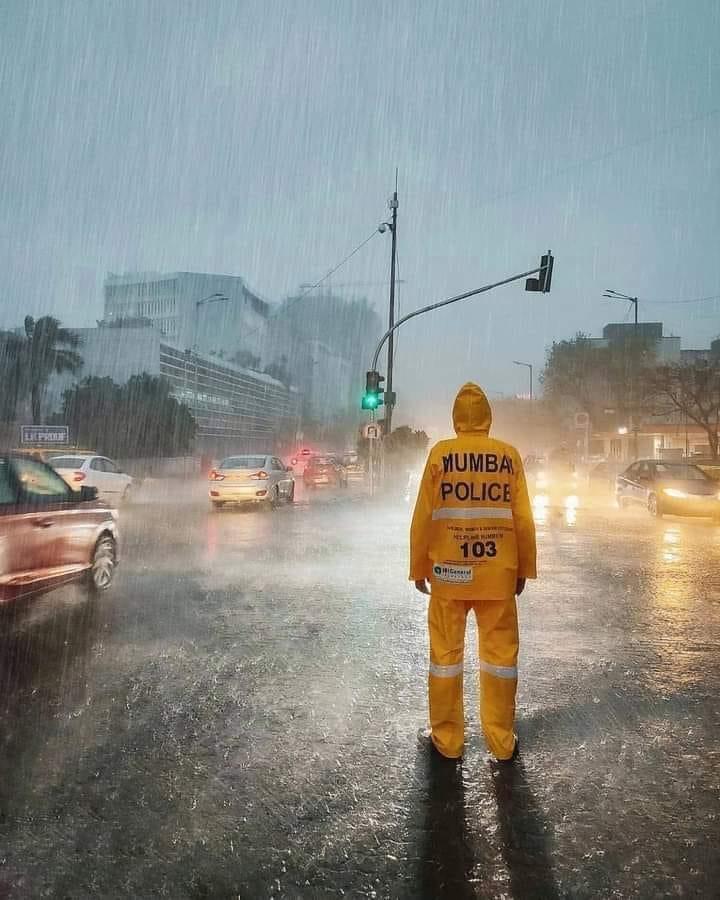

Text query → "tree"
[648,360,720,460]
[383,426,430,481]
[0,330,25,423]
[230,348,261,370]
[541,331,656,428]
[263,356,291,386]
[23,316,83,423]
[98,316,153,328]
[63,374,196,457]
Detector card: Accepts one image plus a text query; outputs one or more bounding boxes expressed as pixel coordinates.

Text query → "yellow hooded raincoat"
[410,383,537,759]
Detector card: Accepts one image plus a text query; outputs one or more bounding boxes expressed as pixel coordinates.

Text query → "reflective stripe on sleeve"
[432,507,513,520]
[429,661,464,678]
[479,659,518,679]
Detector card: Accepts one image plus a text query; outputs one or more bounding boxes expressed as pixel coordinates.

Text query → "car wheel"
[648,493,663,518]
[270,487,280,508]
[85,534,116,595]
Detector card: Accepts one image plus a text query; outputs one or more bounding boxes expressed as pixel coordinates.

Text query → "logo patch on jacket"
[433,564,473,583]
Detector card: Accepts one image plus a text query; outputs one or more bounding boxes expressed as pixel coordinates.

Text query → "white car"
[48,454,133,504]
[209,454,295,508]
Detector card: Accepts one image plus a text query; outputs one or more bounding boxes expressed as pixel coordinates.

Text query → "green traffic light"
[361,392,379,410]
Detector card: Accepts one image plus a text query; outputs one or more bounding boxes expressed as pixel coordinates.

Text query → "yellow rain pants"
[428,592,519,760]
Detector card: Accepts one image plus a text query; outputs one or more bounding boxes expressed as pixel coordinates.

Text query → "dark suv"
[0,453,119,605]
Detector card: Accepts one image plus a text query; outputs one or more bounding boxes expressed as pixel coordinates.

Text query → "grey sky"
[1,0,718,431]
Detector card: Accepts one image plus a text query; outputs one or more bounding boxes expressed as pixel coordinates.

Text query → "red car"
[303,455,348,489]
[0,453,119,605]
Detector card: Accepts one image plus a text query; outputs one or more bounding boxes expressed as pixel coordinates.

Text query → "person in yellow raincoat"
[410,382,537,761]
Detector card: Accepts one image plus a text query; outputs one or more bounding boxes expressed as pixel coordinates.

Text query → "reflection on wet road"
[1,490,719,897]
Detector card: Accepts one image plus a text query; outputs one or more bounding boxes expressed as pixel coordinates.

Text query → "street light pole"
[513,360,533,401]
[381,184,399,435]
[603,288,640,459]
[193,293,227,353]
[603,289,638,334]
[191,293,229,424]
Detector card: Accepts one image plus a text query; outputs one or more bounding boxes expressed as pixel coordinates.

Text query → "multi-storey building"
[103,271,268,361]
[44,323,300,455]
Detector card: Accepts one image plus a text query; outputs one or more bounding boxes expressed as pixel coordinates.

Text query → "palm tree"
[23,316,83,423]
[0,330,25,423]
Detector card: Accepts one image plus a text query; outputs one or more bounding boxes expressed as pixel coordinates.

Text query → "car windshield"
[48,457,86,468]
[655,463,708,481]
[220,456,266,469]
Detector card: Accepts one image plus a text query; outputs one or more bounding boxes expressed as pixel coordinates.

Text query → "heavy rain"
[1,1,719,897]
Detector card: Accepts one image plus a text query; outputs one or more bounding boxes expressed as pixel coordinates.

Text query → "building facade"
[103,271,269,362]
[45,323,300,455]
[577,323,719,463]
[263,291,382,428]
[591,322,682,362]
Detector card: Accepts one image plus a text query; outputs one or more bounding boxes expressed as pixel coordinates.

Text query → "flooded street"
[2,487,718,898]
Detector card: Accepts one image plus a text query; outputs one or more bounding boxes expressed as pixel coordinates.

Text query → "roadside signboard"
[20,425,69,445]
[363,423,382,440]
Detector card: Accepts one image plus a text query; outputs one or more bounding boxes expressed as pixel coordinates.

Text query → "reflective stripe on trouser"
[428,592,519,760]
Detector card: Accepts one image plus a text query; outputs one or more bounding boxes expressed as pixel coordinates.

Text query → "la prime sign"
[20,425,70,445]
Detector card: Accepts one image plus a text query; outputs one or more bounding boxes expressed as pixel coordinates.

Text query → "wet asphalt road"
[1,483,719,899]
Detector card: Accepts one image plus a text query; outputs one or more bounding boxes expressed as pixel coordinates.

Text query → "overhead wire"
[641,293,720,305]
[239,226,382,346]
[475,105,720,210]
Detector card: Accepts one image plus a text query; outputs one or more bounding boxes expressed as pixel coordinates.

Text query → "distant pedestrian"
[410,383,537,761]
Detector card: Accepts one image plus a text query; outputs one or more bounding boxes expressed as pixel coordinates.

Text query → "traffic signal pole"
[361,252,553,497]
[385,190,398,435]
[370,253,554,372]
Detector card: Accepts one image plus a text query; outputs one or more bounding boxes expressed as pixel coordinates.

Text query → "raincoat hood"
[452,382,492,435]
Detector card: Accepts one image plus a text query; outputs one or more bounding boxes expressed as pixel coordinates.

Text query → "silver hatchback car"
[209,454,295,509]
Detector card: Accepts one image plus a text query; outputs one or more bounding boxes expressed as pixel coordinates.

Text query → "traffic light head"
[525,252,554,293]
[361,392,380,410]
[361,370,385,410]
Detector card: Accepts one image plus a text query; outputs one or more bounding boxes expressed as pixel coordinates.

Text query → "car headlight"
[564,494,580,509]
[663,488,687,499]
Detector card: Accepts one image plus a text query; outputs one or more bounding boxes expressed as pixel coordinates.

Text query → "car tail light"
[209,469,225,481]
[250,470,268,480]
[73,471,86,483]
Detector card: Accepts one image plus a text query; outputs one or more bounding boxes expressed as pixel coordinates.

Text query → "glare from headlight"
[533,494,549,508]
[663,488,687,499]
[565,494,580,509]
